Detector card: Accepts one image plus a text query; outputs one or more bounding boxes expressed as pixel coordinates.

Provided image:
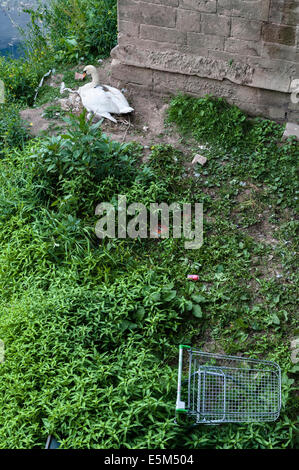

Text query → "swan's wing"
[80,87,120,114]
[102,86,134,113]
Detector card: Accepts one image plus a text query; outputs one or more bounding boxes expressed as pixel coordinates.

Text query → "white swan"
[78,65,134,123]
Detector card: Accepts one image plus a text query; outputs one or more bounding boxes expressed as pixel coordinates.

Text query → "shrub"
[0,56,50,105]
[24,0,117,63]
[29,112,138,214]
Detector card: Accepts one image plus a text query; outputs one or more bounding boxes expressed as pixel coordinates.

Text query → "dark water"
[0,2,34,58]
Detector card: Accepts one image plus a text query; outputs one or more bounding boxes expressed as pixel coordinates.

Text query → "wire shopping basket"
[176,345,281,425]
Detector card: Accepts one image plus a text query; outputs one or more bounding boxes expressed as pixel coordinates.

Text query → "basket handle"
[176,345,190,411]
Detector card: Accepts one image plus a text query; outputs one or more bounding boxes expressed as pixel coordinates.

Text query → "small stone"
[192,154,207,166]
[283,122,299,141]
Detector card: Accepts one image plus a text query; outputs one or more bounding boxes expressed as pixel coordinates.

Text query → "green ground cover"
[0,0,297,449]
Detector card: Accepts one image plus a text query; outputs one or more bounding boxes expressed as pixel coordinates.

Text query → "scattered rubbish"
[239,181,247,187]
[187,275,199,281]
[59,82,76,95]
[192,154,207,166]
[176,345,281,424]
[150,224,168,238]
[0,339,4,363]
[98,59,103,64]
[33,69,56,104]
[45,435,60,449]
[143,125,149,132]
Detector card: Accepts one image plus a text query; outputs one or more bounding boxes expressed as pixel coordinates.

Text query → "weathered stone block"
[187,32,225,51]
[201,14,231,36]
[111,59,153,87]
[269,0,299,26]
[288,109,299,122]
[250,66,293,93]
[114,44,254,85]
[231,17,262,41]
[262,42,297,61]
[176,9,201,33]
[139,0,179,5]
[119,0,176,28]
[218,0,270,21]
[152,70,234,97]
[179,0,217,13]
[118,0,142,23]
[248,56,296,74]
[208,49,247,64]
[118,20,139,37]
[140,24,186,44]
[262,23,296,46]
[118,33,181,52]
[225,38,262,56]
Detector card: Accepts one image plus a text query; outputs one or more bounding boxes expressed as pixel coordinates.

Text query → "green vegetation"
[0,103,29,157]
[0,0,118,158]
[24,0,117,63]
[0,0,297,450]
[167,94,298,209]
[0,100,298,447]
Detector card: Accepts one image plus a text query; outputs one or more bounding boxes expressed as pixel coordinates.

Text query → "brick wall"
[111,0,299,121]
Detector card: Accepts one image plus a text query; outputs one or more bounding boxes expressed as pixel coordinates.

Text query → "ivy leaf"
[150,292,161,302]
[191,294,206,303]
[271,314,280,325]
[120,320,137,332]
[192,304,203,318]
[135,307,145,321]
[163,290,177,302]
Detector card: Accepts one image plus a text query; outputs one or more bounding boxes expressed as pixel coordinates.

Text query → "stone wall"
[111,0,299,121]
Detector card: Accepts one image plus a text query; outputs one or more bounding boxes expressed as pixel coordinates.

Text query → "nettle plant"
[29,112,138,213]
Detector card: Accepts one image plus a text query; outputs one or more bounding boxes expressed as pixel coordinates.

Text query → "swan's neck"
[90,71,100,87]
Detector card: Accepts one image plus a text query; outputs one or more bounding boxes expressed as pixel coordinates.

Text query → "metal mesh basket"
[176,345,281,424]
